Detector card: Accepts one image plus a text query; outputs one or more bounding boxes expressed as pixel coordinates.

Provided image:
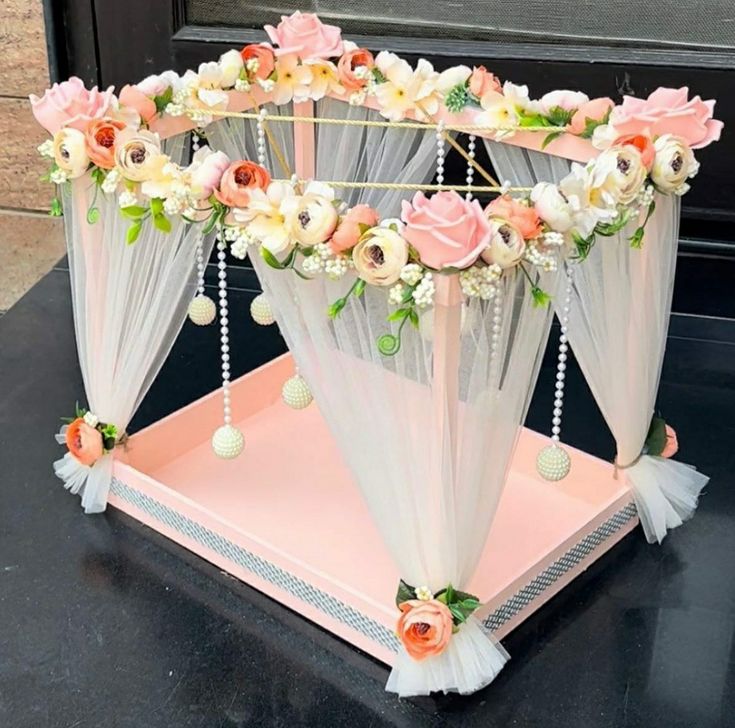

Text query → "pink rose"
[189,147,231,199]
[119,85,157,124]
[330,204,379,252]
[401,191,492,270]
[30,77,115,134]
[568,97,614,135]
[468,66,501,98]
[337,48,375,92]
[264,11,344,59]
[661,425,679,459]
[610,87,723,149]
[486,195,542,239]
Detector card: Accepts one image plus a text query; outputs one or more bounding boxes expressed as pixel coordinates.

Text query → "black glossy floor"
[1,260,734,728]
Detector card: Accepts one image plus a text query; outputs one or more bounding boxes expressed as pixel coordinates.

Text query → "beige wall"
[0,2,52,211]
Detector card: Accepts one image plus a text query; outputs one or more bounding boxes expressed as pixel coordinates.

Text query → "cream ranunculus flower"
[531,182,575,232]
[352,226,409,286]
[235,181,298,256]
[591,145,648,205]
[651,134,700,195]
[480,219,526,268]
[52,127,90,179]
[287,193,338,245]
[115,128,163,182]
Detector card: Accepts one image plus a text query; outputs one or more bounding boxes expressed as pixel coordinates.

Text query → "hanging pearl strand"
[435,121,445,188]
[256,109,267,166]
[465,134,477,201]
[536,264,574,481]
[489,287,504,382]
[211,231,244,458]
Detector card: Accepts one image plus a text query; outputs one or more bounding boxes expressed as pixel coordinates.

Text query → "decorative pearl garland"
[537,263,574,481]
[465,134,477,201]
[489,287,503,380]
[435,121,445,188]
[256,108,267,166]
[211,232,244,458]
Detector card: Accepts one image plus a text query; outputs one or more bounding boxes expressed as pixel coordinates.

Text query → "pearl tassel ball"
[250,293,275,326]
[282,373,313,409]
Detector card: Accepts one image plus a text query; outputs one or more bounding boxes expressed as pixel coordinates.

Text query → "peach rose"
[613,133,655,169]
[401,191,492,270]
[264,11,344,59]
[468,66,501,98]
[610,87,723,150]
[214,161,271,208]
[337,48,375,91]
[330,204,379,252]
[661,425,679,458]
[486,195,542,239]
[30,77,115,134]
[240,44,276,81]
[396,599,454,661]
[84,117,126,169]
[568,97,614,135]
[119,85,157,124]
[65,417,104,467]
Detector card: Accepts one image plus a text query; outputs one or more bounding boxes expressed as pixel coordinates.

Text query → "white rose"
[531,182,575,232]
[288,194,338,245]
[115,128,163,181]
[651,134,699,195]
[136,74,168,97]
[218,49,245,88]
[480,219,526,268]
[352,227,409,286]
[52,128,89,179]
[592,145,648,205]
[537,90,589,115]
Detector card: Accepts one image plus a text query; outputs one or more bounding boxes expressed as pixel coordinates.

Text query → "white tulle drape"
[206,108,558,694]
[486,141,708,543]
[56,170,210,513]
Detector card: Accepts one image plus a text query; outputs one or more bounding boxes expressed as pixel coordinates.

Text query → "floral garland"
[29,12,722,351]
[60,405,119,467]
[394,581,481,660]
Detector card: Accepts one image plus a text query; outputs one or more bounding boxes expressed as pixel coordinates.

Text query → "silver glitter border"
[110,478,636,651]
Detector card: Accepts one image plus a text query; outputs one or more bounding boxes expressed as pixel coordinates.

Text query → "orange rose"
[119,84,158,125]
[65,417,104,466]
[85,117,126,169]
[337,48,375,92]
[214,161,271,208]
[661,425,679,458]
[486,195,542,239]
[397,599,454,660]
[330,204,378,252]
[614,133,656,170]
[567,97,614,135]
[468,66,501,98]
[240,44,276,81]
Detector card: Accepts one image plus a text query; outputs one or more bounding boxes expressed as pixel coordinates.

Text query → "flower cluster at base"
[643,415,679,459]
[395,580,481,661]
[60,405,119,467]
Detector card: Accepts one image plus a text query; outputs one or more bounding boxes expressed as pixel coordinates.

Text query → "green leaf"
[86,206,100,225]
[202,211,220,236]
[372,67,387,84]
[395,580,417,608]
[150,197,164,217]
[354,279,366,297]
[629,227,645,249]
[531,287,551,308]
[448,605,467,623]
[572,230,596,261]
[645,416,668,456]
[387,308,410,322]
[517,112,552,129]
[327,298,346,319]
[103,437,117,451]
[595,209,631,237]
[444,83,470,113]
[300,245,315,257]
[120,205,148,220]
[49,198,63,217]
[408,309,419,328]
[153,213,172,234]
[126,221,142,245]
[545,105,574,127]
[357,222,372,237]
[541,130,564,149]
[153,86,173,115]
[260,246,286,269]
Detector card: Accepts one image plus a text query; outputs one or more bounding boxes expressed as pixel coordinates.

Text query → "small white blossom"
[234,78,251,92]
[399,263,423,286]
[460,265,502,300]
[165,103,185,117]
[163,196,184,215]
[50,168,69,184]
[637,184,655,208]
[388,283,405,305]
[302,254,325,275]
[325,256,349,280]
[542,231,565,248]
[83,411,99,428]
[258,78,275,93]
[353,65,370,80]
[230,239,249,260]
[101,169,121,195]
[245,58,260,74]
[118,190,140,209]
[37,140,55,158]
[349,90,367,106]
[412,272,435,308]
[314,242,333,260]
[415,585,433,601]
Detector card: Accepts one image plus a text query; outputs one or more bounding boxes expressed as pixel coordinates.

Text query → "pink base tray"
[112,353,638,665]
